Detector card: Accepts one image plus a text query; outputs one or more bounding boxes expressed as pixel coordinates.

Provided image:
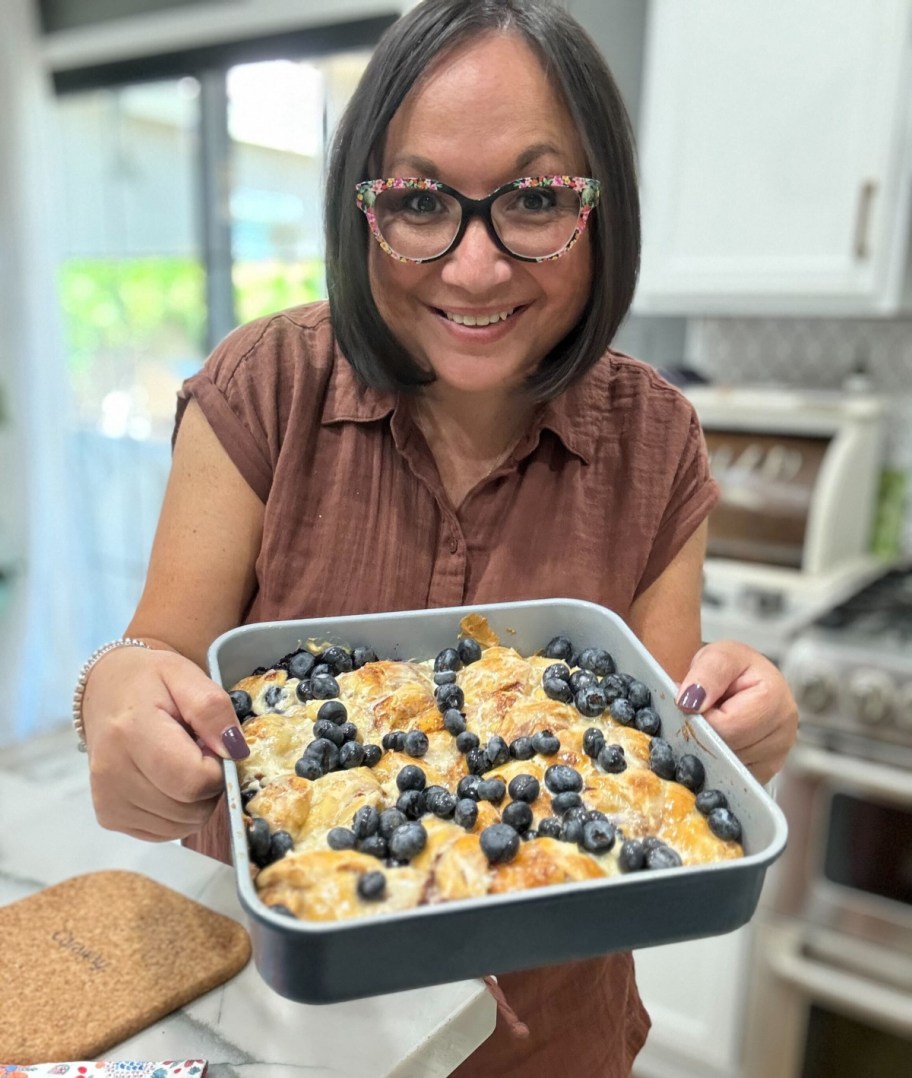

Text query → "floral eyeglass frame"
[354,175,601,264]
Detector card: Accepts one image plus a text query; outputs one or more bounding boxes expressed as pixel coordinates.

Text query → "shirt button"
[448,537,459,554]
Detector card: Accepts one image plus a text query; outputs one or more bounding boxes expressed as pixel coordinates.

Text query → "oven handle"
[766,934,912,1036]
[788,742,912,806]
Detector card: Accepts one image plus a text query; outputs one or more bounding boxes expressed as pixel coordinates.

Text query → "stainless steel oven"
[743,567,912,1078]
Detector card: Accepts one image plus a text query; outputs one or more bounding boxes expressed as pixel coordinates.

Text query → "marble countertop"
[0,728,495,1076]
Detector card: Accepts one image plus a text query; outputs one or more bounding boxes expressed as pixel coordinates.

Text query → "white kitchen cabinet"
[634,0,912,316]
[633,926,753,1078]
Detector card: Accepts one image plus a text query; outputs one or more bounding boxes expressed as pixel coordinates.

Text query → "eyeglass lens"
[372,185,584,260]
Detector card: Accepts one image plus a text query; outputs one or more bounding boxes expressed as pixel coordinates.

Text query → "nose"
[438,215,513,291]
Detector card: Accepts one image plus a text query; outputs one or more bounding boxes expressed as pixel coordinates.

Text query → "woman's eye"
[403,192,443,215]
[516,189,557,212]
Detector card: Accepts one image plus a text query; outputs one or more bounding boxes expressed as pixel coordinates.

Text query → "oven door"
[743,742,912,1078]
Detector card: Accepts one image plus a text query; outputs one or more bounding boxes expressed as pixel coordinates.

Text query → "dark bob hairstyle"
[324,0,640,401]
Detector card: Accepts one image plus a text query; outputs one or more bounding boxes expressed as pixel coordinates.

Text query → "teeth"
[445,308,515,327]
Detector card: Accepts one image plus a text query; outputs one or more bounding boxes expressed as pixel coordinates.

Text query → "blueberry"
[601,674,629,703]
[378,806,408,839]
[543,677,574,704]
[295,679,313,703]
[532,729,560,755]
[575,685,608,718]
[245,816,271,864]
[352,805,380,839]
[339,741,365,769]
[586,809,608,823]
[356,833,388,860]
[403,730,429,758]
[502,800,534,833]
[327,826,356,850]
[581,818,617,853]
[263,684,284,709]
[443,708,467,735]
[295,754,323,780]
[396,789,427,819]
[267,830,294,863]
[708,807,742,842]
[476,777,507,805]
[229,690,253,720]
[634,707,662,737]
[583,727,606,759]
[286,650,316,680]
[577,648,616,677]
[454,798,479,829]
[543,662,572,684]
[456,730,480,753]
[484,736,510,769]
[457,774,482,801]
[357,870,386,900]
[645,843,683,870]
[434,647,462,673]
[609,698,637,725]
[435,683,464,713]
[563,804,589,824]
[507,774,540,803]
[479,823,521,865]
[551,790,583,815]
[241,786,258,806]
[351,645,379,669]
[561,817,585,844]
[340,722,359,743]
[569,669,598,693]
[313,718,345,746]
[317,700,348,726]
[597,743,627,773]
[544,764,583,793]
[321,646,353,675]
[311,673,340,699]
[396,764,427,792]
[695,789,729,816]
[537,816,562,839]
[427,788,457,819]
[434,670,458,687]
[457,637,483,665]
[382,730,407,752]
[675,754,706,793]
[627,680,652,710]
[465,747,488,775]
[618,839,646,873]
[388,821,428,860]
[311,663,332,679]
[508,736,535,761]
[648,738,677,780]
[305,736,340,770]
[542,635,573,661]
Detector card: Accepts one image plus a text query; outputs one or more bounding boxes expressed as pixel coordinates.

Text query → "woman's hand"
[81,644,249,842]
[675,639,798,784]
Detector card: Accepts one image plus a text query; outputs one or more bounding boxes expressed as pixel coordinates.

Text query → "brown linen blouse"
[177,300,719,1077]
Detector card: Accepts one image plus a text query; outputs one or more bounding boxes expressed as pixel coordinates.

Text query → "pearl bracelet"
[72,637,151,752]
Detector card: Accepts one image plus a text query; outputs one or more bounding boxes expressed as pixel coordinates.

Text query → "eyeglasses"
[355,175,601,264]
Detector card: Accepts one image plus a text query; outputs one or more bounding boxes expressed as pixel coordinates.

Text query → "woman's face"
[368,33,594,398]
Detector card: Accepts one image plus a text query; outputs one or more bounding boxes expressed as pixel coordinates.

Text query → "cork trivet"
[0,869,251,1065]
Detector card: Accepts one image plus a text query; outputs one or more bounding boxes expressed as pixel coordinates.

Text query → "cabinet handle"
[853,179,878,260]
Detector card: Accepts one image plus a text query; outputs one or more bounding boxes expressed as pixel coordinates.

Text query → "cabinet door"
[635,0,912,315]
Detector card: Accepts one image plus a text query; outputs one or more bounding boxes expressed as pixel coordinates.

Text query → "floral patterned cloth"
[0,1064,206,1077]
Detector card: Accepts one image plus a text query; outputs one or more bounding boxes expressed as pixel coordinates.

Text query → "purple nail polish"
[678,684,706,712]
[222,725,250,760]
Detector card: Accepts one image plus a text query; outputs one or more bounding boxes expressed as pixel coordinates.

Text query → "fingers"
[159,655,251,761]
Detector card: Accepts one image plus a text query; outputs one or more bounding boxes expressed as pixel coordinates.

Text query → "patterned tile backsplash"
[687,317,912,556]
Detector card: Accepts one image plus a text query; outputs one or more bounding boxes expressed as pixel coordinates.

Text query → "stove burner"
[815,566,912,643]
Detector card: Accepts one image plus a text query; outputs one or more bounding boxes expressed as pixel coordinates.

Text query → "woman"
[78,1,797,1074]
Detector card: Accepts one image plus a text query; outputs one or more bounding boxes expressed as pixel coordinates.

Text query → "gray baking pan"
[210,598,788,1004]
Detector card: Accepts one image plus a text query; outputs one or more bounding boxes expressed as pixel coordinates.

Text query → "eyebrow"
[385,142,567,178]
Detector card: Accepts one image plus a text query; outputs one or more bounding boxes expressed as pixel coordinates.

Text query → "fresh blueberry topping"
[311,673,341,699]
[502,800,534,833]
[263,685,284,709]
[465,747,488,774]
[543,662,572,684]
[507,774,541,803]
[295,679,313,703]
[675,754,706,793]
[618,838,646,872]
[509,736,536,760]
[551,790,583,815]
[295,754,324,781]
[286,651,316,680]
[608,698,637,725]
[531,729,560,755]
[601,674,628,703]
[339,741,365,769]
[443,708,467,735]
[569,669,598,694]
[581,818,617,853]
[229,690,253,720]
[378,807,408,839]
[645,843,683,870]
[381,730,407,752]
[457,774,482,801]
[356,833,388,860]
[357,870,386,900]
[327,826,356,850]
[339,722,359,743]
[454,798,479,829]
[388,821,428,861]
[434,647,462,673]
[351,645,379,669]
[484,736,510,769]
[575,685,608,718]
[477,777,507,804]
[434,670,458,687]
[321,646,353,675]
[597,743,627,773]
[313,718,345,746]
[456,730,480,753]
[627,680,652,710]
[561,816,585,844]
[311,663,332,679]
[267,830,294,863]
[317,700,347,726]
[648,737,677,780]
[480,823,521,864]
[544,764,583,793]
[396,764,427,792]
[426,787,457,819]
[245,816,271,864]
[543,677,574,704]
[457,637,483,665]
[707,807,742,842]
[634,707,662,736]
[583,727,606,759]
[403,730,429,758]
[542,635,573,661]
[577,648,616,677]
[537,816,562,839]
[396,789,427,819]
[351,805,380,839]
[435,683,465,713]
[695,789,729,816]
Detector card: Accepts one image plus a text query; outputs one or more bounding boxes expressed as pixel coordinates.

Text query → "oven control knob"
[895,682,912,733]
[792,666,838,714]
[847,668,895,726]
